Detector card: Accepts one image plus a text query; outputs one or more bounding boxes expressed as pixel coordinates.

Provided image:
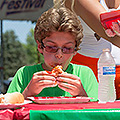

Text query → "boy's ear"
[36,40,43,54]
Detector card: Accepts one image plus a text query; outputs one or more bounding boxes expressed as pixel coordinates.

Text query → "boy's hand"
[22,71,56,99]
[56,72,87,97]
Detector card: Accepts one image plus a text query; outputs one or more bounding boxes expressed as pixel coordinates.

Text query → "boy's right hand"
[22,71,56,99]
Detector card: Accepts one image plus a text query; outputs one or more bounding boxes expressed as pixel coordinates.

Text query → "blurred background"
[0,0,54,93]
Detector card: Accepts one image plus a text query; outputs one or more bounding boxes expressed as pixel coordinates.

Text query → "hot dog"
[52,65,63,86]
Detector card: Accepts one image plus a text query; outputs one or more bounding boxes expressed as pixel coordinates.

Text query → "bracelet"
[94,33,101,41]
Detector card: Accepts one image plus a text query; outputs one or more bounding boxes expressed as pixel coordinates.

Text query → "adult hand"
[100,10,120,37]
[22,71,56,99]
[112,20,120,36]
[56,72,87,97]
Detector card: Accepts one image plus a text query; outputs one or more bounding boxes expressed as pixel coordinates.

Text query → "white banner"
[0,0,53,21]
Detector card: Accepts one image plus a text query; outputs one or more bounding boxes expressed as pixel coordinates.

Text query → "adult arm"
[65,0,120,48]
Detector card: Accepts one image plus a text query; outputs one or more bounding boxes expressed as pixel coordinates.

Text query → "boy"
[7,7,98,101]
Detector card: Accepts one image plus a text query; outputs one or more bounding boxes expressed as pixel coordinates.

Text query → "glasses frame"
[41,41,77,54]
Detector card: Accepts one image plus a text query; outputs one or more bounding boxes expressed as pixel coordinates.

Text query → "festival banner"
[0,0,53,21]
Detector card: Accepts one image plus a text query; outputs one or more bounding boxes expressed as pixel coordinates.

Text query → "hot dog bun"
[0,92,24,104]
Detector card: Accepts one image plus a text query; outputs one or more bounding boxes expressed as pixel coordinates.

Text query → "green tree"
[3,30,27,80]
[24,28,44,65]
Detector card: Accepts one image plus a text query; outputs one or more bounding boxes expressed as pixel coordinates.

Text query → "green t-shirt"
[7,63,98,101]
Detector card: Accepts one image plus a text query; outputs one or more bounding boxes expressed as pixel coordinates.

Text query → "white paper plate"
[27,97,91,104]
[0,100,32,109]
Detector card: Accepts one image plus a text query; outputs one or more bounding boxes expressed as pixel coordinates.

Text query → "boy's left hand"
[56,72,87,97]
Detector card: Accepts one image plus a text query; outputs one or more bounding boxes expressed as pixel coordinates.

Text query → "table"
[1,100,120,120]
[14,100,120,120]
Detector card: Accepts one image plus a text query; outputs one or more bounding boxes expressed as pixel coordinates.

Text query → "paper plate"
[27,96,91,104]
[0,100,32,109]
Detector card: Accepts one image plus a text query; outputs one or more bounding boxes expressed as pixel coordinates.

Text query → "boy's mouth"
[50,63,62,68]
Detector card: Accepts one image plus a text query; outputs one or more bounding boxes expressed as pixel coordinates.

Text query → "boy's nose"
[55,49,63,59]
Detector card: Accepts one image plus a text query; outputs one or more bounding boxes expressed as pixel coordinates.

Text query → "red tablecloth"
[1,100,120,120]
[13,100,120,120]
[0,109,14,120]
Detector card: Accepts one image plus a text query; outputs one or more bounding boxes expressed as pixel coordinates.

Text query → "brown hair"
[34,7,83,50]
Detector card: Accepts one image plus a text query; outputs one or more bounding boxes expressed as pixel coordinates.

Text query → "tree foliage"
[2,28,44,80]
[23,28,44,65]
[3,30,27,80]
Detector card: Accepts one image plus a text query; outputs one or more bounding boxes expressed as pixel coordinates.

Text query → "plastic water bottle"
[98,48,116,103]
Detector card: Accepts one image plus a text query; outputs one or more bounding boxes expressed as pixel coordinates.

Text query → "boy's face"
[37,32,77,71]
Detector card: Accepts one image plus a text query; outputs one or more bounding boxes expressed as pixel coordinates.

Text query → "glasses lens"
[43,42,75,54]
[62,47,74,54]
[45,46,58,53]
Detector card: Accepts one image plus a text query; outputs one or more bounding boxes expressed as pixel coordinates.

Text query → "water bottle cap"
[103,48,110,52]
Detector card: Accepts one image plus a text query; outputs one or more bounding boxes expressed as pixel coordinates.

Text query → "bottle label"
[103,67,116,75]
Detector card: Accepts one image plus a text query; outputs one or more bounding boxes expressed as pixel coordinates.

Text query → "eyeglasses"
[41,42,76,54]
